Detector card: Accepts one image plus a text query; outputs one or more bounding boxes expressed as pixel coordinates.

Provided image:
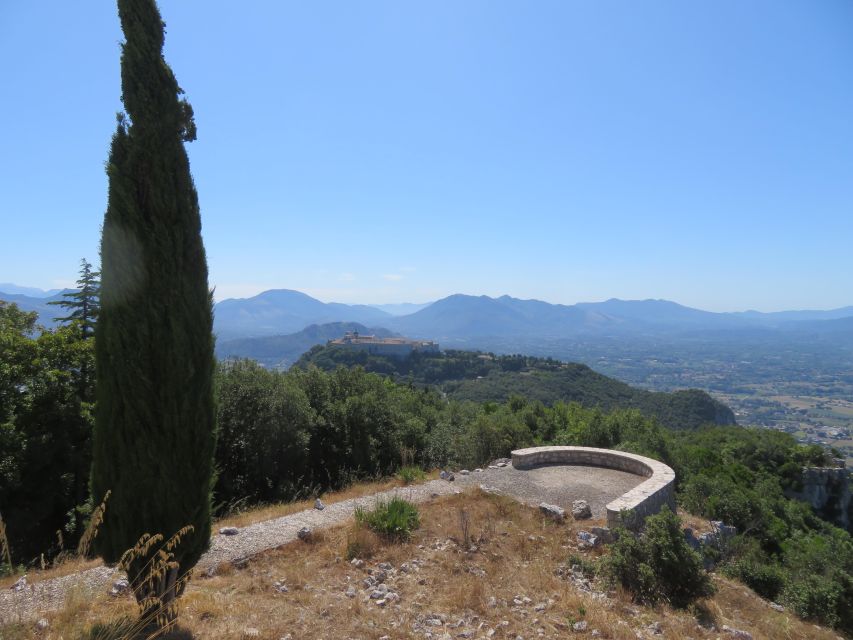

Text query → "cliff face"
[785,466,852,531]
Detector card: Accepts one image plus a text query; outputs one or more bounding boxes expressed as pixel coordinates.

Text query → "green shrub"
[398,465,426,485]
[355,497,420,541]
[601,507,714,608]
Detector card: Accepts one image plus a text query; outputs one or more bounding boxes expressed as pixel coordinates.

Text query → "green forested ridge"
[295,346,735,430]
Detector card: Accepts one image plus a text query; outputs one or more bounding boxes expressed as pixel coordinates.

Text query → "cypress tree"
[91,0,215,626]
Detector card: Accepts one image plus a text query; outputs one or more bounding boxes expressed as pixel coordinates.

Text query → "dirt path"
[0,464,643,623]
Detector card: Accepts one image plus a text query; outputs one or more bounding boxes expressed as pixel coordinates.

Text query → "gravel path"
[1,463,643,623]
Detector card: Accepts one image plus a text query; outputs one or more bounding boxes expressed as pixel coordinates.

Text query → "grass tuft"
[354,496,420,541]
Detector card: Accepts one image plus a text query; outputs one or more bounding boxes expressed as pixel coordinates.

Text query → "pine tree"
[91,0,215,628]
[48,258,100,339]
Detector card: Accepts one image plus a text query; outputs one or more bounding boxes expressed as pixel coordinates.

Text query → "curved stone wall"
[510,445,676,529]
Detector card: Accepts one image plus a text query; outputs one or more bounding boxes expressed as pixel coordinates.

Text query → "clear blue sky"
[2,1,851,311]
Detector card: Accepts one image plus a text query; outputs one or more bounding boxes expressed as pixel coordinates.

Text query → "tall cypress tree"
[92,0,215,625]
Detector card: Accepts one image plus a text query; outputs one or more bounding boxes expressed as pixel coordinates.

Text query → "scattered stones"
[219,526,239,536]
[474,468,483,473]
[460,469,470,475]
[721,625,753,640]
[577,530,600,548]
[770,602,784,612]
[539,503,566,522]
[534,602,547,612]
[297,526,312,541]
[572,620,588,632]
[314,498,325,510]
[350,558,365,569]
[243,628,260,638]
[36,618,49,630]
[647,621,663,635]
[492,458,511,466]
[232,556,249,569]
[572,500,592,520]
[345,585,357,598]
[109,578,129,597]
[370,584,390,599]
[440,470,456,481]
[431,492,440,498]
[377,561,393,571]
[384,591,400,603]
[363,576,376,588]
[372,569,388,583]
[480,485,502,495]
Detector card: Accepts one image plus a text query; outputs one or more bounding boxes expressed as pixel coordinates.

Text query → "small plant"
[600,507,715,608]
[398,465,426,485]
[567,552,597,579]
[355,497,420,541]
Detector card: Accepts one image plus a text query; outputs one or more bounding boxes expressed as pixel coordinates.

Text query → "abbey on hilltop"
[328,331,439,358]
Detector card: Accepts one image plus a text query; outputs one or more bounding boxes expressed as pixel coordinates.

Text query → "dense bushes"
[669,426,852,633]
[601,507,715,608]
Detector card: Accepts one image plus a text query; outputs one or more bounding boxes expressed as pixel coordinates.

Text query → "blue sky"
[1,1,851,311]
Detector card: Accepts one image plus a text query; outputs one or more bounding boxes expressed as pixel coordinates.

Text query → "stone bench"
[510,445,676,529]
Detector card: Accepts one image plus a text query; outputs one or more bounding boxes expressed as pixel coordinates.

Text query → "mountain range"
[3,285,852,342]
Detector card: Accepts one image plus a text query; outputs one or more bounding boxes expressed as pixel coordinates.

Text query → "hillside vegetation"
[296,346,735,430]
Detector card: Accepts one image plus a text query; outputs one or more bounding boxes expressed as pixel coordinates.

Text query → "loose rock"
[721,625,753,640]
[10,575,27,591]
[572,621,588,632]
[572,500,592,520]
[577,530,600,548]
[539,502,566,522]
[591,526,615,544]
[219,526,239,536]
[109,578,130,597]
[314,498,325,510]
[297,526,312,541]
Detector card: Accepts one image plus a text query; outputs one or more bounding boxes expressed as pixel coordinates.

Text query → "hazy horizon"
[4,279,853,316]
[2,1,851,312]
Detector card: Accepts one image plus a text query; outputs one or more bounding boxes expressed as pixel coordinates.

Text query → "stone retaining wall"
[511,446,676,529]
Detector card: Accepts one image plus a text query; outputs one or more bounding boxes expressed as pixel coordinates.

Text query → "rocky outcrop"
[785,465,852,531]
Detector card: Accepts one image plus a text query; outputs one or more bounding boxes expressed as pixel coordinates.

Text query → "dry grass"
[13,487,842,640]
[0,473,439,591]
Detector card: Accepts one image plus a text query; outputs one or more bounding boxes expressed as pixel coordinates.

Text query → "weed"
[398,465,426,485]
[354,496,420,541]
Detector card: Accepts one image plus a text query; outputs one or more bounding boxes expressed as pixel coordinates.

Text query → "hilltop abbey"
[328,331,439,358]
